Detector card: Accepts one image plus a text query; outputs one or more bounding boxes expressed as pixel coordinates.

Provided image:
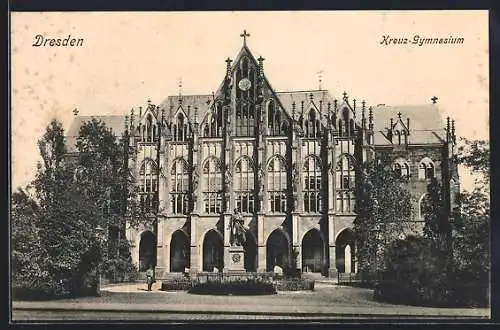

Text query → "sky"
[11,11,489,191]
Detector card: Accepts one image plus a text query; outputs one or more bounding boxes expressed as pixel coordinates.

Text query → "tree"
[452,139,490,293]
[354,161,415,275]
[11,188,53,297]
[75,118,141,280]
[32,120,100,294]
[422,177,452,256]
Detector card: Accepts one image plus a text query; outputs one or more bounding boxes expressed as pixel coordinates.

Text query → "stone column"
[297,139,304,213]
[292,213,301,272]
[189,215,200,274]
[223,213,232,271]
[257,213,266,272]
[328,214,337,278]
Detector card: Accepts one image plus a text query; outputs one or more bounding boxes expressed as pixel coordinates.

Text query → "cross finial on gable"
[343,91,348,101]
[73,108,79,116]
[398,112,402,119]
[240,29,250,46]
[431,96,438,104]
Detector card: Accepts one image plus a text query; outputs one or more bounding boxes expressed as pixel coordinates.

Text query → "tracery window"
[171,158,189,214]
[143,114,157,143]
[139,159,158,213]
[418,157,435,179]
[418,193,431,219]
[203,157,222,214]
[267,156,287,213]
[203,102,223,137]
[393,158,410,178]
[303,156,322,212]
[172,113,190,142]
[234,157,255,213]
[235,57,255,137]
[335,155,356,213]
[304,109,321,138]
[268,100,285,136]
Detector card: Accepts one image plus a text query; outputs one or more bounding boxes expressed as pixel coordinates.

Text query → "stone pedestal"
[227,246,245,272]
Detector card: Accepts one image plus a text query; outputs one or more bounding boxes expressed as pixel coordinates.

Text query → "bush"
[189,280,277,295]
[102,258,139,283]
[12,278,72,301]
[161,277,194,291]
[275,278,314,291]
[374,235,489,307]
[374,236,452,307]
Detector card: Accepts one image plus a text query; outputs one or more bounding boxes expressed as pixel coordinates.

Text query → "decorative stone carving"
[230,209,246,247]
[224,166,232,185]
[192,164,200,192]
[291,163,299,191]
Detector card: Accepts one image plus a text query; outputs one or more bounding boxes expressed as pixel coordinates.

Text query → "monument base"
[227,246,245,272]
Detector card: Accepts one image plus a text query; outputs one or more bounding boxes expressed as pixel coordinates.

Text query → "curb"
[12,306,490,319]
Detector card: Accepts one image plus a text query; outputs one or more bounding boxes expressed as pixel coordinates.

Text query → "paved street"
[12,282,490,321]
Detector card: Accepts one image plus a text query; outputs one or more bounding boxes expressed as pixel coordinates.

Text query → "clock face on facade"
[238,78,252,91]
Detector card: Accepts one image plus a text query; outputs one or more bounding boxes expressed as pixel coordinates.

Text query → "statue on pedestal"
[230,208,246,247]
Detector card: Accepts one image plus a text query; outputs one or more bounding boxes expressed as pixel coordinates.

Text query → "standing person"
[146,265,154,291]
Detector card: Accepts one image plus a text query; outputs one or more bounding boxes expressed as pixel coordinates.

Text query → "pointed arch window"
[335,155,356,213]
[203,157,222,214]
[143,114,158,143]
[304,110,320,138]
[303,156,322,212]
[393,158,410,178]
[267,156,287,213]
[338,108,356,137]
[418,193,431,219]
[203,103,223,138]
[139,159,158,213]
[171,158,189,214]
[173,113,190,142]
[234,157,255,213]
[267,100,283,136]
[418,158,435,180]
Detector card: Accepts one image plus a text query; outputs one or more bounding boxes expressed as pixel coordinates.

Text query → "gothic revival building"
[66,31,459,277]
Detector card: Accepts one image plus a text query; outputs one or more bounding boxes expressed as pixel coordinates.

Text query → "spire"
[139,106,143,118]
[447,116,451,137]
[124,115,129,133]
[368,106,373,130]
[361,100,366,128]
[178,77,183,103]
[130,108,135,131]
[353,99,356,113]
[317,70,323,90]
[225,57,232,75]
[451,119,456,143]
[334,99,338,112]
[257,56,265,76]
[292,102,296,120]
[194,106,198,124]
[240,29,250,46]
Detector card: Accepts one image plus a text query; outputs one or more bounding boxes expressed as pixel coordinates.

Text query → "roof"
[159,94,213,122]
[276,90,335,117]
[65,115,126,152]
[371,104,447,145]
